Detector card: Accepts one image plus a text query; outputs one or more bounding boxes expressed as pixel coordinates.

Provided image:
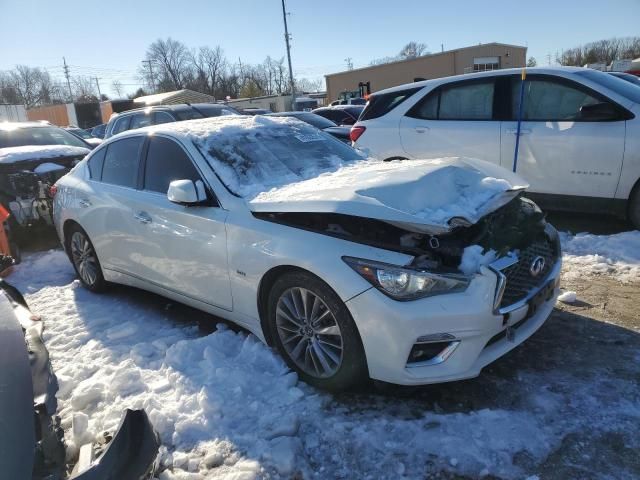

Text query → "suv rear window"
[359,87,422,121]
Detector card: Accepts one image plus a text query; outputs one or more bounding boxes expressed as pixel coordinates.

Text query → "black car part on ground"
[254,195,549,273]
[0,274,160,480]
[70,410,160,480]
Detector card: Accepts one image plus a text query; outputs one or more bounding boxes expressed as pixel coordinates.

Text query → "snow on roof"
[0,145,90,164]
[133,89,215,106]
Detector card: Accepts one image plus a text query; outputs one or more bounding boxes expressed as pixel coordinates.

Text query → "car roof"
[110,103,198,118]
[0,121,58,131]
[373,66,589,96]
[104,115,303,143]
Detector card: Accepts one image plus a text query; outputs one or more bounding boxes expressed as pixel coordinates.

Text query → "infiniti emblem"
[529,256,546,277]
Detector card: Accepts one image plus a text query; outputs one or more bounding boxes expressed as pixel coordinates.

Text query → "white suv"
[351,67,640,228]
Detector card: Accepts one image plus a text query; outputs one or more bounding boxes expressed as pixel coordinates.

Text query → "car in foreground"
[104,103,240,139]
[65,125,102,148]
[53,116,561,390]
[351,67,640,228]
[0,122,90,243]
[313,105,364,125]
[267,111,351,142]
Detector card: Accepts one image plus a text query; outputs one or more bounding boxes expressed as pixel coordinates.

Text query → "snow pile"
[33,162,67,174]
[560,230,640,282]
[11,248,640,478]
[0,145,90,163]
[459,245,497,275]
[557,291,577,303]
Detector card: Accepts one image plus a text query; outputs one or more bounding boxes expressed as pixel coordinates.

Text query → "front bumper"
[346,258,561,385]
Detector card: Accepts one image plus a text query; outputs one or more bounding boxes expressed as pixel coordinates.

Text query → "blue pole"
[513,68,526,173]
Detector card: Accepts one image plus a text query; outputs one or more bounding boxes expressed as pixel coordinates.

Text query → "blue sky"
[1,0,638,96]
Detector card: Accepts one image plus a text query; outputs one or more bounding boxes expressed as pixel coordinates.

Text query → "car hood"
[248,157,528,234]
[0,145,90,164]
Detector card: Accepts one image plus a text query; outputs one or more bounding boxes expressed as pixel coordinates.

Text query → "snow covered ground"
[9,229,640,479]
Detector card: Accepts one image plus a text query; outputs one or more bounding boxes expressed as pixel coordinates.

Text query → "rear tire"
[66,225,107,292]
[267,271,368,391]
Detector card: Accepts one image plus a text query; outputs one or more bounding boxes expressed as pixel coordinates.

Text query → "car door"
[399,78,502,165]
[125,135,233,310]
[500,74,625,198]
[76,136,146,275]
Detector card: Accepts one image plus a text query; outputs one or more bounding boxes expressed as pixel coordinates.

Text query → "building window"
[473,56,500,72]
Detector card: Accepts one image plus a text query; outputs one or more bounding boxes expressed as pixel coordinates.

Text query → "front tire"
[267,271,368,391]
[67,225,107,292]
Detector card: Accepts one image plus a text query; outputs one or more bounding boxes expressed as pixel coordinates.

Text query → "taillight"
[48,185,58,198]
[350,126,366,143]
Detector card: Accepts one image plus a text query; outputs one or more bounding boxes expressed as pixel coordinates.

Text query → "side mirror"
[167,179,206,205]
[579,102,618,121]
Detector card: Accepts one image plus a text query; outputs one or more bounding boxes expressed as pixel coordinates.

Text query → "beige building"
[325,43,527,102]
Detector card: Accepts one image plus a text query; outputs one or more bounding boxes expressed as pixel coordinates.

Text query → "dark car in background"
[89,123,107,139]
[0,122,91,251]
[313,105,364,125]
[238,107,272,115]
[104,103,240,138]
[267,111,351,142]
[64,126,102,148]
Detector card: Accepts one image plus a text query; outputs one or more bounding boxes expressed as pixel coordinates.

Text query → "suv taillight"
[48,185,58,198]
[350,126,366,143]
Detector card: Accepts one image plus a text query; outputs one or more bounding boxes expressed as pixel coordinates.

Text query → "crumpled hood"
[248,157,528,234]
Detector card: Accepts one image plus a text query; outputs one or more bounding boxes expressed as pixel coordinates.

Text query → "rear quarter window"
[87,147,106,179]
[360,87,422,121]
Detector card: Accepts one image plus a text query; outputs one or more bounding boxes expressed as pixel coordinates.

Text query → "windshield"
[575,69,640,104]
[68,128,92,139]
[194,104,241,117]
[295,113,337,129]
[0,126,89,148]
[192,118,364,198]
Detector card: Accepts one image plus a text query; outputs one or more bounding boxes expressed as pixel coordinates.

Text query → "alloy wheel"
[70,231,99,286]
[275,287,344,378]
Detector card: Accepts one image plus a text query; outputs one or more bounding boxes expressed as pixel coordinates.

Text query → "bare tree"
[296,77,323,93]
[145,38,191,90]
[72,76,98,102]
[370,41,429,65]
[111,80,124,98]
[2,65,61,108]
[557,37,640,66]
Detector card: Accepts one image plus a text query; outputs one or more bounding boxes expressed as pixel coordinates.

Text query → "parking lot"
[10,212,638,480]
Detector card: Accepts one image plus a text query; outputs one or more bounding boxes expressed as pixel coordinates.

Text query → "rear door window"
[129,113,152,129]
[111,116,131,135]
[101,137,145,188]
[153,111,175,125]
[143,137,202,194]
[408,80,495,120]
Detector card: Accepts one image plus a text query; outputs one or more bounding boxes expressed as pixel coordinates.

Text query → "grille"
[498,237,557,308]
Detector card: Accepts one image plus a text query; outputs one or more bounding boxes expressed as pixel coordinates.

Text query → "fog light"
[407,338,460,367]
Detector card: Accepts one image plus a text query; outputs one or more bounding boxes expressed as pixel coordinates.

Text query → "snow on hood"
[250,157,528,234]
[0,145,90,164]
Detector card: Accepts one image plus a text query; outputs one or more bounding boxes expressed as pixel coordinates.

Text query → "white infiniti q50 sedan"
[53,116,561,390]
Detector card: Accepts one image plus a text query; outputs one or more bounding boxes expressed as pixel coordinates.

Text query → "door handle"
[414,125,430,133]
[78,199,91,208]
[506,128,532,135]
[134,211,152,224]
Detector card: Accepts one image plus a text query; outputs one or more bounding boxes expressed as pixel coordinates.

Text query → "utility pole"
[142,59,155,92]
[63,57,73,101]
[94,77,102,99]
[345,57,353,70]
[441,44,444,52]
[281,0,295,105]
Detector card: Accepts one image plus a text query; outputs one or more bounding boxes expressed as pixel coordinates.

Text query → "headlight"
[343,257,470,301]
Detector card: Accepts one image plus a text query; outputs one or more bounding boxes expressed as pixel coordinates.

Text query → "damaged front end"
[254,194,551,273]
[0,271,160,480]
